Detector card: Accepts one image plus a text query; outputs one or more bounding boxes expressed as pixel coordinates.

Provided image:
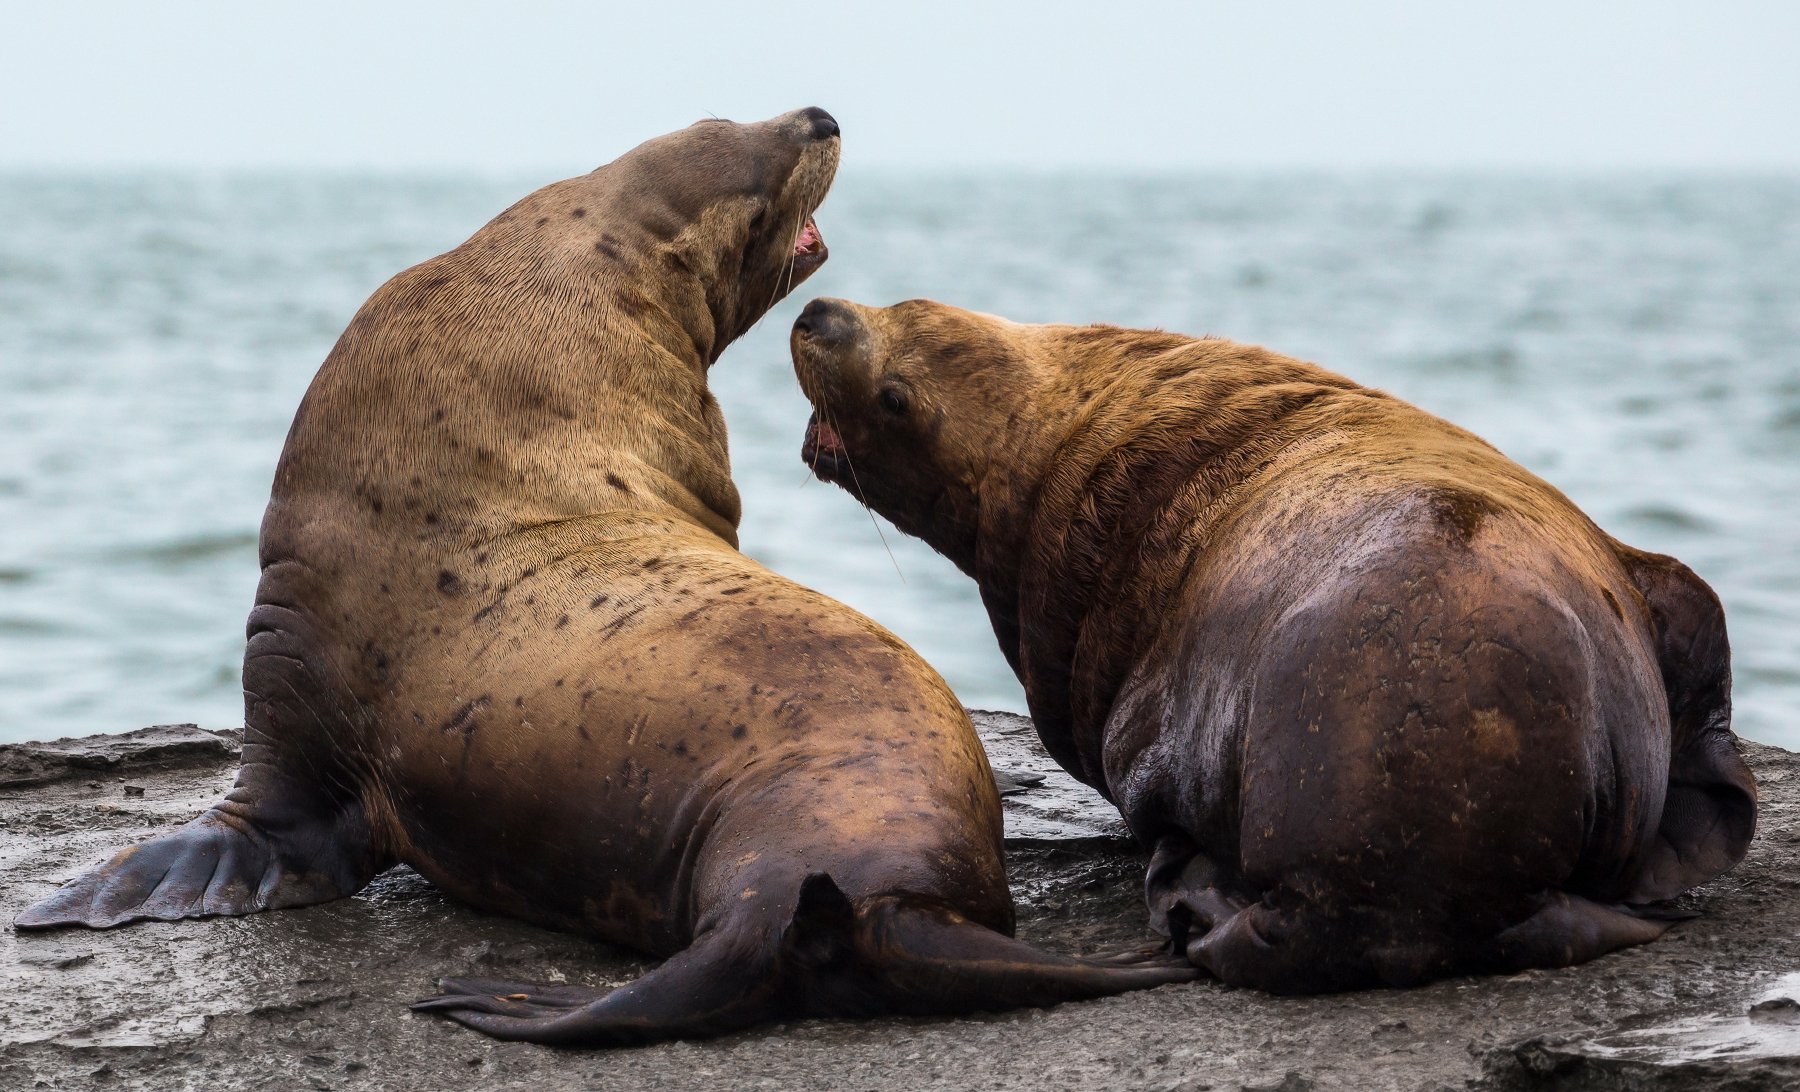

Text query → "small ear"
[780,872,858,967]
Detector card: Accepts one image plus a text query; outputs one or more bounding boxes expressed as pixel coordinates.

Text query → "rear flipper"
[1490,891,1679,972]
[15,763,383,930]
[1616,547,1756,902]
[1146,837,1682,992]
[1168,890,1678,993]
[414,872,1195,1046]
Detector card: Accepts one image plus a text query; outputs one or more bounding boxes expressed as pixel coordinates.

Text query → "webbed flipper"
[1616,547,1757,902]
[15,801,379,930]
[415,872,1194,1046]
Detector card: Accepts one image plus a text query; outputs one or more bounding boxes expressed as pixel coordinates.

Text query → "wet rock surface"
[2,715,1797,1091]
[0,724,237,789]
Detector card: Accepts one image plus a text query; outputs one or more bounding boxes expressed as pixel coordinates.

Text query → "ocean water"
[1,171,1796,747]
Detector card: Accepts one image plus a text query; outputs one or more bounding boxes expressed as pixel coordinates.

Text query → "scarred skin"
[791,297,1757,992]
[13,113,1190,1045]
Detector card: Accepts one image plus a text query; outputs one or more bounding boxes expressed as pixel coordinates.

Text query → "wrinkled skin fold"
[13,111,1195,1046]
[791,296,1756,992]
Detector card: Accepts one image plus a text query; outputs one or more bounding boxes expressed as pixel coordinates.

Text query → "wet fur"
[792,298,1757,992]
[15,115,1194,1044]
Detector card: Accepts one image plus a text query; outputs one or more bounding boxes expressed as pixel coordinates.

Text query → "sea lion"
[790,296,1757,992]
[14,112,1191,1044]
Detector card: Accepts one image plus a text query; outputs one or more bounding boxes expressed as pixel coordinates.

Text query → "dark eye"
[878,387,908,416]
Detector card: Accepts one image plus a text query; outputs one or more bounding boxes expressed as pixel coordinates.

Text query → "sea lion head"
[277,108,841,547]
[578,106,841,359]
[790,297,1055,569]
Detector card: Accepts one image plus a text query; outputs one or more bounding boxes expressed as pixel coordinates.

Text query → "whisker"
[829,405,904,584]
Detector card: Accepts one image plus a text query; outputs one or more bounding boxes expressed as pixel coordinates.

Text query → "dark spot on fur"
[731,724,748,739]
[577,723,591,740]
[721,586,746,595]
[362,642,391,684]
[1430,488,1495,545]
[556,613,570,628]
[555,678,565,688]
[1602,587,1625,620]
[595,238,621,260]
[571,208,586,218]
[433,409,446,423]
[437,570,463,595]
[642,557,663,570]
[536,216,549,227]
[601,603,648,636]
[514,696,525,708]
[441,696,490,738]
[605,472,634,495]
[379,583,389,594]
[590,593,610,609]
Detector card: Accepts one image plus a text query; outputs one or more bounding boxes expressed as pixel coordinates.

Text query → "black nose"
[800,106,839,141]
[794,298,852,342]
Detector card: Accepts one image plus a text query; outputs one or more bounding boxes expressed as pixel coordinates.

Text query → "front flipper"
[18,608,390,931]
[15,757,383,931]
[1616,547,1757,902]
[16,802,380,930]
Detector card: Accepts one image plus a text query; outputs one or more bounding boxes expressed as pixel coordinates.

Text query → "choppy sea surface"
[1,171,1796,747]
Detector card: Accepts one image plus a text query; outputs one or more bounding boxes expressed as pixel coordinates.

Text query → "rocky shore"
[3,713,1798,1091]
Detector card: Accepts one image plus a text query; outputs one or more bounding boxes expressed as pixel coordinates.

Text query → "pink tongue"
[794,219,820,254]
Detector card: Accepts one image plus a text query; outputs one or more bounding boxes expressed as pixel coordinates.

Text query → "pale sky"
[3,0,1797,172]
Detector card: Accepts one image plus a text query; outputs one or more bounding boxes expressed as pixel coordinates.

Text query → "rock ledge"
[2,718,1796,1092]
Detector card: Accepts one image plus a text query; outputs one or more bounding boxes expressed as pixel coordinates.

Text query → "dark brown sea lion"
[790,296,1757,992]
[13,113,1191,1044]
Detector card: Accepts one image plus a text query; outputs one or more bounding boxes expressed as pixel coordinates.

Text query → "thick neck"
[967,341,1362,786]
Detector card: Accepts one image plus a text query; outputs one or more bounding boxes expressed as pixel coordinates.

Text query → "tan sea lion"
[13,112,1191,1044]
[790,296,1757,992]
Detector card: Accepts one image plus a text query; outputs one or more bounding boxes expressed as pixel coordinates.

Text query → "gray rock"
[0,724,238,788]
[2,715,1796,1092]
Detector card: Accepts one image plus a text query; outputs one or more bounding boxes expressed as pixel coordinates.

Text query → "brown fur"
[16,114,1192,1045]
[792,296,1757,992]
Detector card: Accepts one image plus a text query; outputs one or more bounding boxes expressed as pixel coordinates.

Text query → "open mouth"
[801,411,849,480]
[791,216,828,275]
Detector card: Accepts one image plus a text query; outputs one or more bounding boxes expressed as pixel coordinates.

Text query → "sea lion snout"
[795,106,840,141]
[794,297,859,344]
[791,297,879,402]
[792,298,876,482]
